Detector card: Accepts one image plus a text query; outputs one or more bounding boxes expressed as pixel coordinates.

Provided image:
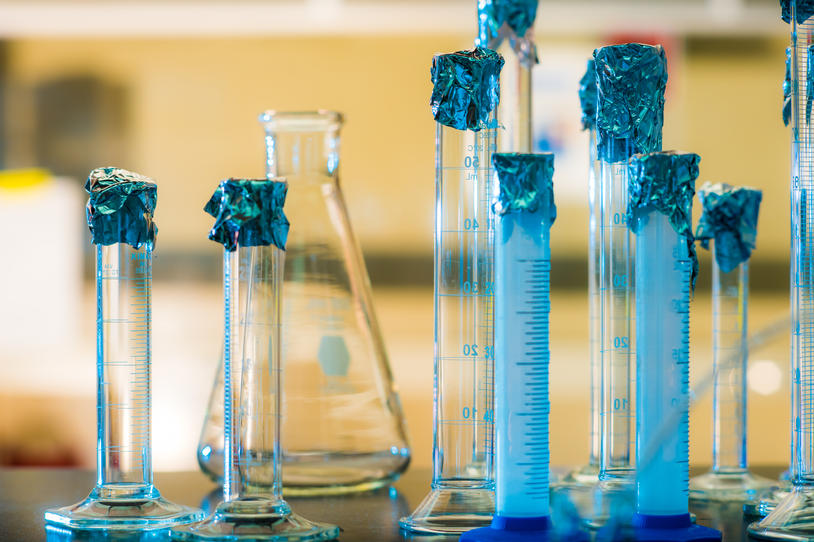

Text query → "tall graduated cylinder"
[401,46,503,534]
[593,44,668,485]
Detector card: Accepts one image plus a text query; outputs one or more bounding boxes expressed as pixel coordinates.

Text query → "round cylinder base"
[690,470,777,503]
[633,513,721,542]
[747,486,814,540]
[399,486,494,534]
[44,486,205,531]
[170,498,339,541]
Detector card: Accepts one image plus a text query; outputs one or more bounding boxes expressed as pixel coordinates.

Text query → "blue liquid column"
[635,212,692,516]
[494,187,554,520]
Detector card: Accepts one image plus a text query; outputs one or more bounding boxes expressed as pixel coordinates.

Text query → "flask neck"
[264,127,341,184]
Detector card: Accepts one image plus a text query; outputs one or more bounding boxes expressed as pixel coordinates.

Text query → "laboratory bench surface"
[0,466,783,541]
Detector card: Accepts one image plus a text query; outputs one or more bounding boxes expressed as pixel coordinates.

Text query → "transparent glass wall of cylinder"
[98,243,153,495]
[434,119,497,487]
[230,245,285,504]
[711,260,748,475]
[600,150,635,480]
[791,18,814,486]
[588,128,602,473]
[493,41,532,153]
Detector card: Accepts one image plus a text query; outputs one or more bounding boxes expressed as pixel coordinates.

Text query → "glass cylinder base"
[690,470,777,503]
[398,486,494,534]
[559,463,600,487]
[171,498,339,541]
[743,482,792,518]
[747,486,814,540]
[44,486,205,531]
[583,472,635,529]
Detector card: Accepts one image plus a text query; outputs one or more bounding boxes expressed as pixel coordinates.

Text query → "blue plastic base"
[460,515,588,542]
[633,513,721,542]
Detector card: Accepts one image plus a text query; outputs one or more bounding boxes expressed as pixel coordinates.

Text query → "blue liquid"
[635,212,691,516]
[494,211,551,518]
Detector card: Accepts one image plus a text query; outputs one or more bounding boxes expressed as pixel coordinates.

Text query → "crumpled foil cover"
[781,0,814,24]
[431,47,504,132]
[492,152,556,224]
[477,0,539,68]
[627,151,701,289]
[594,43,668,163]
[696,182,762,273]
[579,59,597,130]
[204,178,289,252]
[85,167,158,249]
[784,47,792,126]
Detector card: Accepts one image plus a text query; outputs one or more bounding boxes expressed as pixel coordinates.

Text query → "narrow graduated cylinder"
[174,178,339,541]
[45,167,202,532]
[599,154,635,479]
[494,211,551,518]
[635,213,691,516]
[97,243,153,494]
[711,260,748,474]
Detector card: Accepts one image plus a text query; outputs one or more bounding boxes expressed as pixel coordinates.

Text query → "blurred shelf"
[0,0,785,38]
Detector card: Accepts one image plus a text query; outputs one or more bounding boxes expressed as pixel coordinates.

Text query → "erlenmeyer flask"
[197,110,411,494]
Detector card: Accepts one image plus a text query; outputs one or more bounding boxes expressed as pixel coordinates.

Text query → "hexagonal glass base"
[748,485,814,540]
[44,485,205,531]
[399,484,495,535]
[171,498,339,541]
[689,470,777,503]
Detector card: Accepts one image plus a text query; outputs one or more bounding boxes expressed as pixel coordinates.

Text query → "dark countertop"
[0,467,780,541]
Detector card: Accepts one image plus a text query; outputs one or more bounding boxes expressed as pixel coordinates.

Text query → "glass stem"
[96,243,152,494]
[711,258,749,474]
[588,127,601,467]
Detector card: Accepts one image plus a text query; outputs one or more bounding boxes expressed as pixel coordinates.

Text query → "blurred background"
[0,0,791,474]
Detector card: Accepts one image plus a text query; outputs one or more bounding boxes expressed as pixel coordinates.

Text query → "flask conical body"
[197,111,411,494]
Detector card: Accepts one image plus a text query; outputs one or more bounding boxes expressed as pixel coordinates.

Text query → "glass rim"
[258,110,343,131]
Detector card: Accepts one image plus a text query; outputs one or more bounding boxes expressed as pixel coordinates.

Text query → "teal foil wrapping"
[477,0,538,68]
[579,59,597,130]
[785,47,792,126]
[430,47,504,132]
[696,183,762,273]
[85,167,158,249]
[204,178,290,252]
[492,152,556,224]
[627,151,701,289]
[781,0,814,24]
[594,43,667,163]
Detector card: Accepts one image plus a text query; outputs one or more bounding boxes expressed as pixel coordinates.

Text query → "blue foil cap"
[85,167,158,249]
[627,151,701,289]
[477,0,539,68]
[579,59,597,130]
[204,178,290,252]
[696,183,762,273]
[492,152,556,224]
[781,0,814,24]
[431,47,504,132]
[594,43,668,163]
[784,47,792,126]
